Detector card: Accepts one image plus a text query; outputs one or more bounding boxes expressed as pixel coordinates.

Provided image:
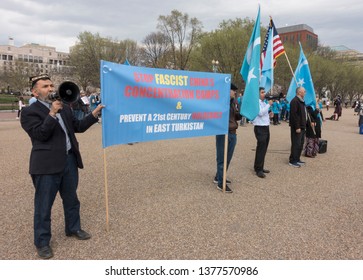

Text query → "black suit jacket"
[21,101,98,175]
[289,96,307,130]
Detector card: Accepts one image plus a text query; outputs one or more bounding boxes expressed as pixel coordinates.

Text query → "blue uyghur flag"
[240,6,261,121]
[260,26,274,93]
[286,43,316,108]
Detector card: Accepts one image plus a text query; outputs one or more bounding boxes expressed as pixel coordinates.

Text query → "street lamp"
[212,59,219,73]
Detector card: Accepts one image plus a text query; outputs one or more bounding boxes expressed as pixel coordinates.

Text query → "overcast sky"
[1,0,362,53]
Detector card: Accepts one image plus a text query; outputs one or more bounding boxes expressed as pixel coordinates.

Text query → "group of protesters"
[217,85,331,194]
[221,83,363,195]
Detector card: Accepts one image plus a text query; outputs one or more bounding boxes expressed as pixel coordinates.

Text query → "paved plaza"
[0,108,362,260]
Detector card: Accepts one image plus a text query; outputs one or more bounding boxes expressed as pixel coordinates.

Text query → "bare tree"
[157,10,203,70]
[141,32,170,68]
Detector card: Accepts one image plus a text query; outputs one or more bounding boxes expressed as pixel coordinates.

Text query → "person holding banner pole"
[214,83,242,193]
[20,74,104,259]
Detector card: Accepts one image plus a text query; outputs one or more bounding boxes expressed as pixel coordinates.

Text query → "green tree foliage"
[308,54,335,97]
[0,60,31,94]
[68,31,139,89]
[190,18,263,89]
[274,44,363,102]
[69,32,104,89]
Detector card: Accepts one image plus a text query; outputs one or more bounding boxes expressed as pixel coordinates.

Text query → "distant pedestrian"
[89,92,101,112]
[237,92,246,126]
[17,96,26,119]
[29,94,37,105]
[317,98,324,120]
[333,95,343,120]
[72,91,89,120]
[353,100,360,115]
[357,102,363,127]
[280,98,288,121]
[325,95,342,121]
[285,100,290,122]
[271,100,281,125]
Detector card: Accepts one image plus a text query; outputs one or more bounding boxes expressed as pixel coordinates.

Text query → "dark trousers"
[273,113,279,124]
[289,128,305,164]
[215,133,237,185]
[254,126,270,172]
[31,153,80,248]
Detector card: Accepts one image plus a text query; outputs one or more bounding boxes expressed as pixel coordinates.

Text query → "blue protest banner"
[100,61,231,148]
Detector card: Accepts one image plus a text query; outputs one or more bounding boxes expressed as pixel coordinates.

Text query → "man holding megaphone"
[20,74,104,259]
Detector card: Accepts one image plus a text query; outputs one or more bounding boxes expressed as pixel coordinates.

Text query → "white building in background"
[0,38,70,75]
[331,45,363,65]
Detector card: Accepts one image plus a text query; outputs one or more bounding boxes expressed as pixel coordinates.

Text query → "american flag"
[260,19,285,68]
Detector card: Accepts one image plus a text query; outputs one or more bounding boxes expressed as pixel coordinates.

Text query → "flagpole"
[269,16,297,87]
[270,18,274,94]
[103,148,110,232]
[284,52,297,86]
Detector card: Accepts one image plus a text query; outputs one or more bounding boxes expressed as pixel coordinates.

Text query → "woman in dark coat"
[304,105,322,157]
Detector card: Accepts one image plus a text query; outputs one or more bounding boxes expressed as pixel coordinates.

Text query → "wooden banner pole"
[222,134,228,193]
[103,148,110,232]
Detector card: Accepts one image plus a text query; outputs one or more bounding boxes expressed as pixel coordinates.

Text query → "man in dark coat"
[288,86,307,168]
[20,74,104,259]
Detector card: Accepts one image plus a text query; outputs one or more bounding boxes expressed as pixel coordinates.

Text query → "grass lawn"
[0,94,30,110]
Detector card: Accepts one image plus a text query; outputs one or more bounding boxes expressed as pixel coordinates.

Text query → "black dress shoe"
[256,171,266,178]
[66,229,91,240]
[262,169,270,173]
[37,245,53,259]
